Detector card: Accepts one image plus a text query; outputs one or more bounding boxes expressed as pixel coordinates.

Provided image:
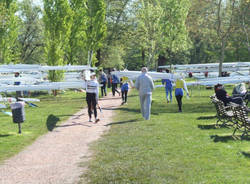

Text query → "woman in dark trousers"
[85,73,100,123]
[111,69,120,96]
[99,69,107,96]
[175,78,189,112]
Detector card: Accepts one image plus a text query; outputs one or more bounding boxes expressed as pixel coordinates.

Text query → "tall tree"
[136,0,190,69]
[18,0,44,64]
[43,0,72,82]
[0,0,19,64]
[85,0,107,66]
[215,0,237,76]
[66,0,87,65]
[136,0,163,69]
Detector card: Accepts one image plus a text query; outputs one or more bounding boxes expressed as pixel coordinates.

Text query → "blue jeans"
[165,87,173,101]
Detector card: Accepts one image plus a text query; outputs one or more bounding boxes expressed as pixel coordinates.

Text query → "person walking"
[175,77,189,112]
[121,79,129,105]
[111,68,120,96]
[99,69,107,97]
[85,73,100,123]
[162,70,174,103]
[135,67,154,120]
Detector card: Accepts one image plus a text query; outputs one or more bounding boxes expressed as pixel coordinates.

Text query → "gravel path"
[0,94,122,184]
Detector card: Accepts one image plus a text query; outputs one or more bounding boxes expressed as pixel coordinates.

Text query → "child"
[121,80,129,105]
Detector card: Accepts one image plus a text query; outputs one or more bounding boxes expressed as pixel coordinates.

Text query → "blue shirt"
[111,74,120,83]
[121,82,129,92]
[162,79,172,88]
[100,73,107,83]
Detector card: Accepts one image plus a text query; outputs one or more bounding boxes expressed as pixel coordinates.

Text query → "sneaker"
[178,110,182,113]
[89,119,93,122]
[95,118,100,123]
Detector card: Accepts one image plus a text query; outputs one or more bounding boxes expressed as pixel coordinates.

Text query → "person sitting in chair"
[214,84,244,106]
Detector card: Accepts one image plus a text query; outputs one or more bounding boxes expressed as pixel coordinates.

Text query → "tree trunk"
[88,50,93,66]
[219,39,225,77]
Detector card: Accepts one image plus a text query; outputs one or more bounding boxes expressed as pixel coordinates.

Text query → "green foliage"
[66,0,87,65]
[43,0,72,81]
[85,0,107,66]
[18,0,44,64]
[0,0,20,64]
[101,45,125,69]
[135,0,190,69]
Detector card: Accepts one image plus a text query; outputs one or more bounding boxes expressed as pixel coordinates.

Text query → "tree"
[43,0,72,82]
[0,0,19,64]
[136,0,163,69]
[85,0,107,66]
[135,0,190,69]
[18,0,44,64]
[66,0,87,65]
[186,0,218,64]
[101,45,125,69]
[215,0,237,76]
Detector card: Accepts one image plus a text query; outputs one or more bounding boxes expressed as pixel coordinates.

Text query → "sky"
[17,0,43,7]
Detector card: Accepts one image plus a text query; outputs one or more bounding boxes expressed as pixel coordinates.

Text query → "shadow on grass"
[198,124,218,129]
[46,114,60,131]
[197,116,216,120]
[0,134,11,138]
[105,119,139,126]
[118,107,160,115]
[152,101,215,114]
[210,135,250,142]
[198,124,229,130]
[241,152,250,158]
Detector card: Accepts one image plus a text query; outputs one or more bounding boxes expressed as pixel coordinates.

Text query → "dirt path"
[0,94,122,184]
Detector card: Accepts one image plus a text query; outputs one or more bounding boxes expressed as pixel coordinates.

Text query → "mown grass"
[82,86,250,184]
[0,91,86,163]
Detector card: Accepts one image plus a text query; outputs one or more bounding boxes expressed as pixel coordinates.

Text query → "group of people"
[135,67,189,120]
[84,67,191,123]
[84,68,130,123]
[86,67,250,123]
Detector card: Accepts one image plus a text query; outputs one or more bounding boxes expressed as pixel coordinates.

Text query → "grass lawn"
[82,86,250,184]
[0,91,86,163]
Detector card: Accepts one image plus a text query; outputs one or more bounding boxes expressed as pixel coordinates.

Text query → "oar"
[17,98,38,107]
[1,109,12,116]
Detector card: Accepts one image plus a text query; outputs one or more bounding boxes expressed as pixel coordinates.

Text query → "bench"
[210,96,234,127]
[231,104,250,137]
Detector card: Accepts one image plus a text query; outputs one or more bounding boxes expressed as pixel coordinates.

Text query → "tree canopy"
[0,0,249,74]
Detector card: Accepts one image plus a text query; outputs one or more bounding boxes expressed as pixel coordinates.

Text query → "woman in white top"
[85,73,99,123]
